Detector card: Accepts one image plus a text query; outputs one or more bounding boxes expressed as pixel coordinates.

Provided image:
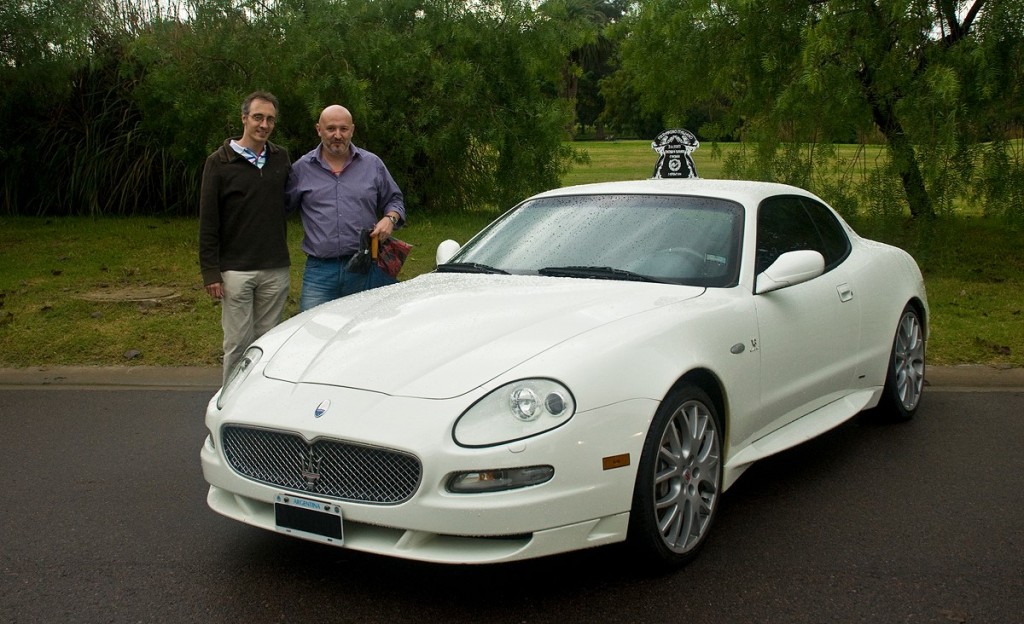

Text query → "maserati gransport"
[201,178,927,566]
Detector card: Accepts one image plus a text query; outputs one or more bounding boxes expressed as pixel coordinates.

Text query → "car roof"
[531,178,820,206]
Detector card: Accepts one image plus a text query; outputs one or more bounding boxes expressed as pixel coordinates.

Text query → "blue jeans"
[300,256,396,312]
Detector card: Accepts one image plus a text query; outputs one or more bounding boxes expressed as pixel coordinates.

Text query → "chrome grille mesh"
[221,425,421,504]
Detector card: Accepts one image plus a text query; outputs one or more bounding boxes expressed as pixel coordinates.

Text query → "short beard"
[323,141,349,158]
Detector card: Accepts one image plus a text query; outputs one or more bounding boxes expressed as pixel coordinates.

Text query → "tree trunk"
[859,68,935,219]
[885,130,934,219]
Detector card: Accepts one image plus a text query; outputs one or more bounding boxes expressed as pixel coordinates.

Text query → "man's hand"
[206,282,224,300]
[371,214,398,241]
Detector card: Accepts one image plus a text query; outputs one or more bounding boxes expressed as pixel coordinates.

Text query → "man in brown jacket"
[199,91,291,386]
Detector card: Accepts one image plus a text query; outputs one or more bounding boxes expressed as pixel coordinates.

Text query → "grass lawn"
[0,141,1020,368]
[565,139,731,184]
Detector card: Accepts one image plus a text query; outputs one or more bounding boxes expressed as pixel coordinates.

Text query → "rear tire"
[877,304,926,421]
[628,385,722,567]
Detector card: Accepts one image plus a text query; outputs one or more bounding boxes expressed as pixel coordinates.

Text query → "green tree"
[1,0,102,212]
[3,0,578,216]
[0,0,185,215]
[128,0,292,166]
[597,65,664,139]
[293,0,577,212]
[539,0,628,138]
[129,0,577,215]
[620,0,1022,219]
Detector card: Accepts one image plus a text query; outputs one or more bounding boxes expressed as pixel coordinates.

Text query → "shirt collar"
[230,140,267,169]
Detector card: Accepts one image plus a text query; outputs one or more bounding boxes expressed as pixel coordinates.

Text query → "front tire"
[628,385,722,567]
[877,303,926,421]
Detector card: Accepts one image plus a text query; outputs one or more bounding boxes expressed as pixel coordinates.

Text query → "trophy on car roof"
[651,129,699,179]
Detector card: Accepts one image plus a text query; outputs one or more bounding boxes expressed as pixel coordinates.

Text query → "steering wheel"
[638,247,706,279]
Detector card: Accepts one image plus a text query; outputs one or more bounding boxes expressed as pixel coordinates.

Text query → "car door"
[752,195,861,435]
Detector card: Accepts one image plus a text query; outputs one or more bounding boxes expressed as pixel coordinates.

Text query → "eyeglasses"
[247,113,277,124]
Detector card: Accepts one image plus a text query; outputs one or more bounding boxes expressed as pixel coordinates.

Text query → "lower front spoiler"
[207,485,630,564]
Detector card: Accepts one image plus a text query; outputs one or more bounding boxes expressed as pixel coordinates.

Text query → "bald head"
[317,105,355,163]
[319,105,353,126]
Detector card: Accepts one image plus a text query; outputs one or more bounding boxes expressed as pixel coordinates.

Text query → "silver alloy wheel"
[652,398,721,554]
[893,309,925,411]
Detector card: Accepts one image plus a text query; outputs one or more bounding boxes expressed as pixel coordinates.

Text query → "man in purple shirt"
[287,104,406,311]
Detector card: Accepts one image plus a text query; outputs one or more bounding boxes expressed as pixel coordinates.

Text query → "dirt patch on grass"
[76,287,180,302]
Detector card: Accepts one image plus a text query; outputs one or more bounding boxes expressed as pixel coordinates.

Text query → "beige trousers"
[220,267,290,386]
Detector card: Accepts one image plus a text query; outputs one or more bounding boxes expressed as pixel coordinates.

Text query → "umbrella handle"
[371,236,379,260]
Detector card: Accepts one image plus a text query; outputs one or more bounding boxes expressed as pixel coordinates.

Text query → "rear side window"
[755,195,851,274]
[801,198,851,268]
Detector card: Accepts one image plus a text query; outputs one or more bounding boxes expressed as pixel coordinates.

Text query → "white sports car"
[201,178,927,566]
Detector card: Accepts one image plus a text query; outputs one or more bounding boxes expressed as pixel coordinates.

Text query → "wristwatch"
[386,214,399,226]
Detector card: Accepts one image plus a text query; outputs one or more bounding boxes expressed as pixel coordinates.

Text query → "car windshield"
[448,194,743,287]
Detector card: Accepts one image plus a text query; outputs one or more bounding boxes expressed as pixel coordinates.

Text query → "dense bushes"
[1,0,577,216]
[2,0,1021,222]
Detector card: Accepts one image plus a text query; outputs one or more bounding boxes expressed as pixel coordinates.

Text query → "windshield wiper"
[436,262,509,275]
[538,266,665,283]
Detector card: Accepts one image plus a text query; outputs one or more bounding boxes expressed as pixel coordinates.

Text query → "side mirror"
[755,250,825,294]
[436,239,461,266]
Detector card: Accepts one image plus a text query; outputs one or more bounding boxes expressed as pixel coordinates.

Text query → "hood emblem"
[301,449,323,489]
[314,400,331,418]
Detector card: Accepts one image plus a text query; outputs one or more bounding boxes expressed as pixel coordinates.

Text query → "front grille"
[221,425,421,504]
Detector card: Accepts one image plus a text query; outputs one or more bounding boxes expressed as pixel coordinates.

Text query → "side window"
[800,198,851,270]
[756,195,851,274]
[755,196,820,274]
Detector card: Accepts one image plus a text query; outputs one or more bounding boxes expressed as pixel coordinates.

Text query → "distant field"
[0,141,1020,368]
[564,140,720,185]
[563,140,890,187]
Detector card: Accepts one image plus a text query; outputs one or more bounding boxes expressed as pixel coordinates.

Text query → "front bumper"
[204,480,629,564]
[201,381,656,564]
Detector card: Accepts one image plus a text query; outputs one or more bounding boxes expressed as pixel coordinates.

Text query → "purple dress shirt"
[287,143,405,258]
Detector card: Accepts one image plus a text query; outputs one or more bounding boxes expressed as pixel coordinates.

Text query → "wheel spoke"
[678,499,695,542]
[658,503,680,538]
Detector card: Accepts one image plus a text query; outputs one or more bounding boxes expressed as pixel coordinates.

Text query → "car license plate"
[274,494,344,545]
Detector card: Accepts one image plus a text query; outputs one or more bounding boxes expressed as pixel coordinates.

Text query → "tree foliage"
[0,1,198,214]
[2,0,1023,221]
[619,0,1024,220]
[539,0,630,138]
[1,0,577,216]
[1,0,103,212]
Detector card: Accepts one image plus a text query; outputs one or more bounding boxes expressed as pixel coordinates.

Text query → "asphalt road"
[1,385,1022,624]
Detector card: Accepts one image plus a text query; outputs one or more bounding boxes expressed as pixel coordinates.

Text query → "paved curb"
[0,366,222,390]
[0,364,1021,391]
[919,364,1024,391]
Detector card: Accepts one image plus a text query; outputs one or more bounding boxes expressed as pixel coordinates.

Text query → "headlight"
[216,347,262,410]
[453,379,575,447]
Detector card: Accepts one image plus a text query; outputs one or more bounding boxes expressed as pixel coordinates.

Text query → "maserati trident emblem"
[300,449,323,489]
[314,399,331,418]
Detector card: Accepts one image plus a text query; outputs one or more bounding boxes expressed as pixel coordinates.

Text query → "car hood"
[262,273,704,399]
